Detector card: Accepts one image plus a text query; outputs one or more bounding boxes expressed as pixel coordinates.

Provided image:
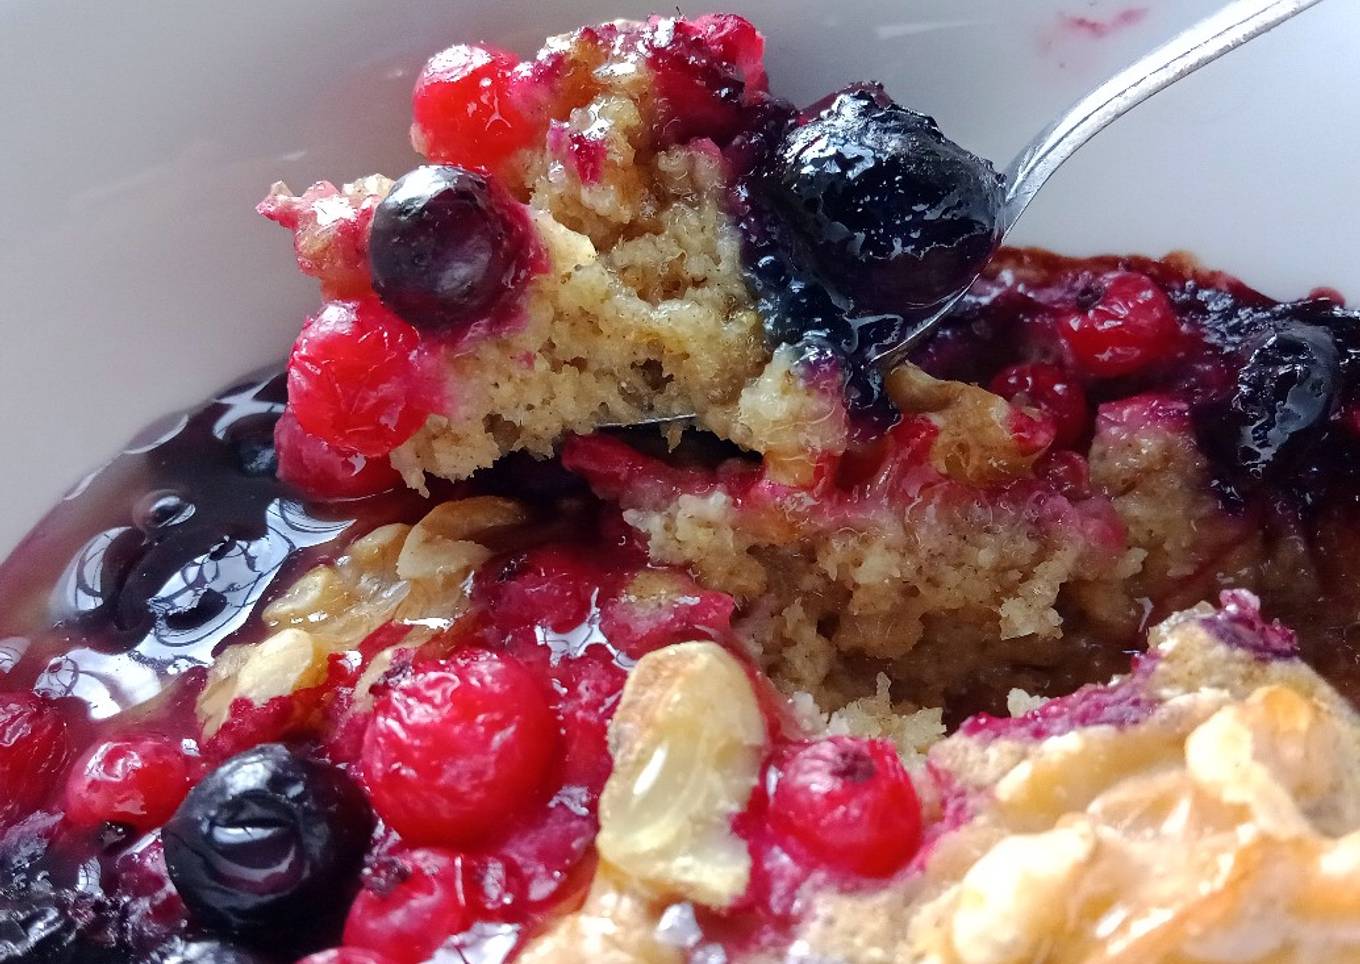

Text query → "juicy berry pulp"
[990,362,1089,448]
[368,165,537,334]
[0,692,70,827]
[286,298,430,457]
[769,737,922,877]
[360,650,558,846]
[343,849,468,964]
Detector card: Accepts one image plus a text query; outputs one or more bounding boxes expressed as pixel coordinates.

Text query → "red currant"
[274,409,403,501]
[0,692,70,826]
[770,737,922,878]
[411,44,537,173]
[65,736,190,831]
[1057,271,1180,377]
[343,849,468,964]
[361,651,557,846]
[286,299,430,457]
[646,14,768,146]
[991,362,1089,448]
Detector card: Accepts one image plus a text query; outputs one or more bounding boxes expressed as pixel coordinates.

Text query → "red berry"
[991,362,1089,448]
[1057,271,1180,377]
[411,44,536,173]
[361,651,557,846]
[286,299,430,457]
[646,14,768,145]
[770,737,921,878]
[300,950,397,964]
[343,849,468,964]
[0,693,70,826]
[274,409,403,501]
[65,736,190,831]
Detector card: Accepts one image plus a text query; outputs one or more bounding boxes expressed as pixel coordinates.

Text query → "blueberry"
[769,84,1003,311]
[146,937,268,964]
[0,885,126,964]
[1228,323,1340,480]
[370,165,530,332]
[162,744,372,944]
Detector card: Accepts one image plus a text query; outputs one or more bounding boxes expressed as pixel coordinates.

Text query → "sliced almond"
[396,497,528,583]
[197,628,328,737]
[597,641,766,908]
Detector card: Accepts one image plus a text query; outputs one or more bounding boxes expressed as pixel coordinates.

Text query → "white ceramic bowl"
[2,0,1358,555]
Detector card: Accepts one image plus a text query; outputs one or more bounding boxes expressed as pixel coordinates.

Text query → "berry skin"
[361,651,557,847]
[162,744,373,942]
[0,692,70,827]
[369,165,537,334]
[286,299,429,457]
[990,362,1089,448]
[646,14,768,146]
[1228,322,1340,480]
[770,737,922,878]
[343,849,468,964]
[1058,271,1181,377]
[411,45,536,173]
[64,736,190,831]
[769,84,1003,312]
[274,409,402,501]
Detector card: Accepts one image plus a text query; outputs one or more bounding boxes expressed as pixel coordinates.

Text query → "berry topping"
[770,737,922,878]
[0,883,120,964]
[645,14,768,146]
[0,693,70,827]
[274,409,402,501]
[769,85,1003,312]
[369,165,537,334]
[990,362,1089,448]
[1058,271,1181,377]
[147,937,268,964]
[361,651,557,847]
[411,45,535,173]
[1226,323,1340,481]
[343,849,468,964]
[286,299,429,457]
[64,736,190,831]
[162,744,373,942]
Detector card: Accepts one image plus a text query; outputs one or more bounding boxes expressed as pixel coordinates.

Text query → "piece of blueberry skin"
[161,744,372,947]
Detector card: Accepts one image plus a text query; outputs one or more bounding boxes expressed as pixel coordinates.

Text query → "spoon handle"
[1001,0,1327,229]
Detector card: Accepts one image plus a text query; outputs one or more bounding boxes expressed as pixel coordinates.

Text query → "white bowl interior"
[3,0,1358,554]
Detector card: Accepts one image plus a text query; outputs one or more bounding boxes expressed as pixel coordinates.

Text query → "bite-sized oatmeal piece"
[564,365,1146,714]
[263,16,860,492]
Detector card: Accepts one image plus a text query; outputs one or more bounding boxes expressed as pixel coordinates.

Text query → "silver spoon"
[626,0,1327,427]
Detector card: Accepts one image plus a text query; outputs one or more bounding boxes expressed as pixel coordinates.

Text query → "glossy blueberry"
[1229,323,1339,479]
[369,165,529,333]
[162,744,372,942]
[769,84,1003,311]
